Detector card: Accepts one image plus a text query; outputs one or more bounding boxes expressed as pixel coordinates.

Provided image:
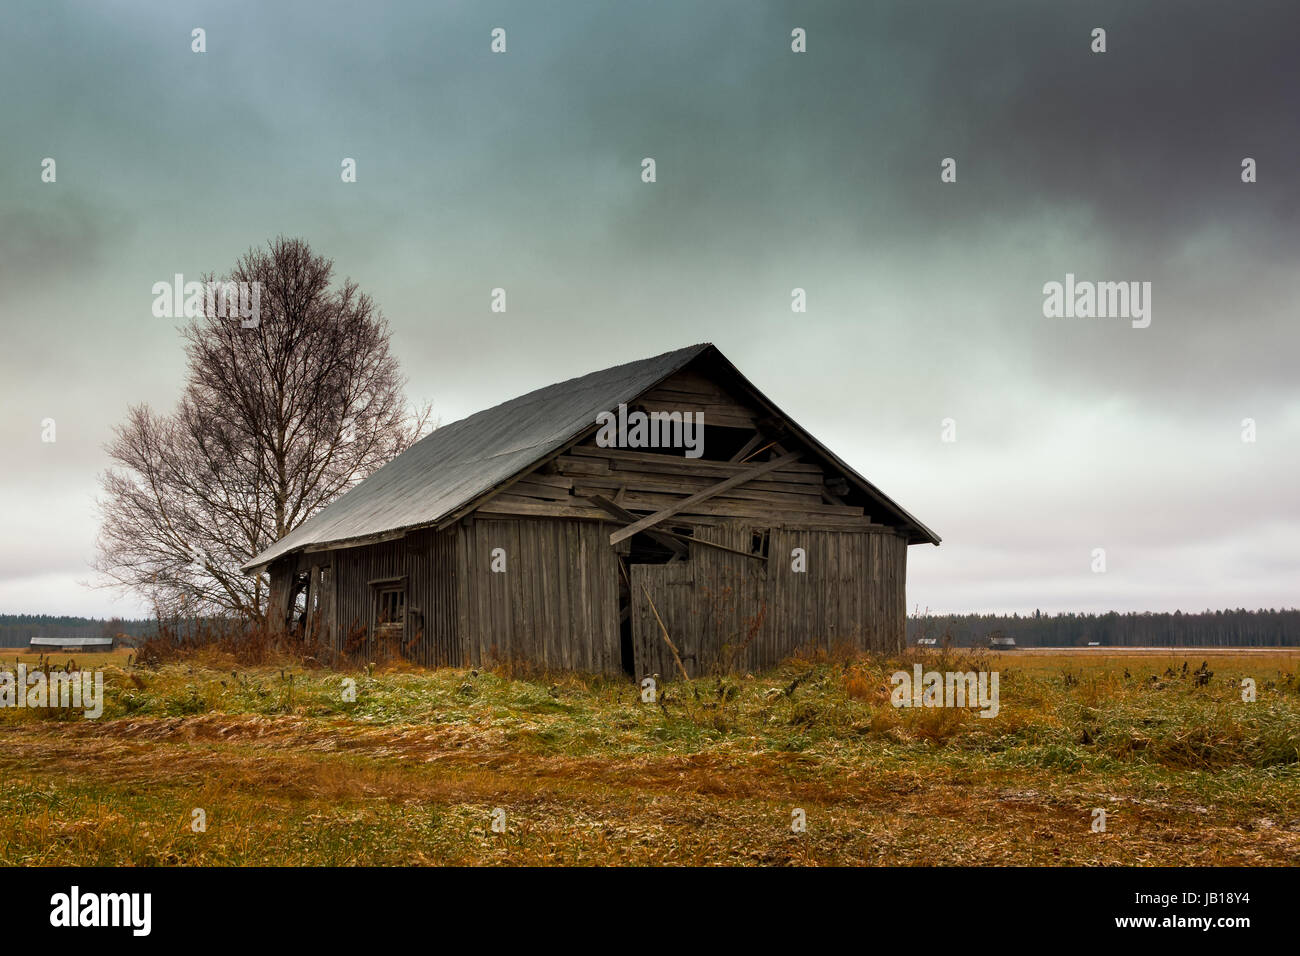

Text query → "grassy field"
[1,646,1297,865]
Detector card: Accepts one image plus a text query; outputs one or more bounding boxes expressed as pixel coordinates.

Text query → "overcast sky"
[1,0,1297,619]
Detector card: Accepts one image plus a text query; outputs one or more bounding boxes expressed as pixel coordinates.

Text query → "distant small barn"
[243,344,940,676]
[990,636,1017,649]
[29,636,115,653]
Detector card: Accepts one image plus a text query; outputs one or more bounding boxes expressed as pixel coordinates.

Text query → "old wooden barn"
[28,636,116,653]
[243,344,939,677]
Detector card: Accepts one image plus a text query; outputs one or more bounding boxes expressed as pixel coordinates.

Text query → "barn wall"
[262,530,458,665]
[456,515,622,673]
[630,521,908,679]
[325,527,460,666]
[266,517,906,676]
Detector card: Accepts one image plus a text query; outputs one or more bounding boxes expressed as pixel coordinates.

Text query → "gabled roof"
[243,345,709,571]
[30,637,115,646]
[243,343,938,572]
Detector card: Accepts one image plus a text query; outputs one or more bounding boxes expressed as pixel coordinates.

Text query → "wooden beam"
[665,528,765,561]
[585,494,688,557]
[729,432,766,463]
[738,439,779,464]
[609,453,800,545]
[587,495,767,562]
[567,444,824,474]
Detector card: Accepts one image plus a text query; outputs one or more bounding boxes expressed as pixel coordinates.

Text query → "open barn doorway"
[616,526,693,677]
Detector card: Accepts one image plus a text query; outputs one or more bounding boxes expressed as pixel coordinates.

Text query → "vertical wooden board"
[631,562,689,680]
[577,523,594,671]
[630,564,653,679]
[768,529,790,661]
[841,531,856,651]
[587,523,607,672]
[473,522,492,664]
[544,519,561,669]
[601,522,621,674]
[456,523,476,666]
[503,520,521,664]
[456,515,624,675]
[557,520,575,670]
[315,551,331,654]
[477,522,494,665]
[457,522,478,665]
[779,528,799,663]
[573,523,592,671]
[511,519,530,667]
[845,532,863,651]
[602,524,621,672]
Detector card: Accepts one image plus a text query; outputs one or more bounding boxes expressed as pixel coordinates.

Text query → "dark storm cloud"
[0,198,119,293]
[0,0,1296,616]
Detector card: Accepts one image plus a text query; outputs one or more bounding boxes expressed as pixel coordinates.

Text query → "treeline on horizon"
[908,608,1300,647]
[0,614,155,648]
[4,608,1298,652]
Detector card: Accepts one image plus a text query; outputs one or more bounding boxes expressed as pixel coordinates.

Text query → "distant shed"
[29,636,115,653]
[243,343,940,677]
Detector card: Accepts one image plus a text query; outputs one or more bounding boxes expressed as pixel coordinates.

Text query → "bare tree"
[95,237,431,620]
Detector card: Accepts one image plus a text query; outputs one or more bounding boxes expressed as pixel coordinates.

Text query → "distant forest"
[0,614,155,648]
[3,609,1296,652]
[908,609,1300,648]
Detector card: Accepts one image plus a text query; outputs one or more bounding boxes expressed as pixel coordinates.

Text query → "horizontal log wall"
[482,445,886,530]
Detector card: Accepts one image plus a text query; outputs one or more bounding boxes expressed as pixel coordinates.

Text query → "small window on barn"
[750,528,770,558]
[376,587,405,626]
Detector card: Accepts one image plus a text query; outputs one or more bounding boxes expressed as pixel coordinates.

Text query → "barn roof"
[30,637,114,646]
[243,343,938,571]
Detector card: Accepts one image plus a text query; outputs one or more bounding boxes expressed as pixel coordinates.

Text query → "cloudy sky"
[1,0,1296,619]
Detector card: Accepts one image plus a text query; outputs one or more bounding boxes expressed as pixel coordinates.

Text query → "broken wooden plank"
[509,479,577,501]
[554,457,611,476]
[610,453,800,545]
[579,472,822,497]
[569,444,822,473]
[585,494,765,562]
[571,478,823,507]
[585,494,688,557]
[729,432,766,463]
[607,490,864,518]
[608,456,823,486]
[476,497,611,520]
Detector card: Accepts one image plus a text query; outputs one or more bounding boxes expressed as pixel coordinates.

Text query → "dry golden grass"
[0,648,1296,865]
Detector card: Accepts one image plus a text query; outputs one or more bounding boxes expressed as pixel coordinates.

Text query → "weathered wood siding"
[266,528,460,666]
[631,522,908,679]
[330,527,459,666]
[456,515,621,673]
